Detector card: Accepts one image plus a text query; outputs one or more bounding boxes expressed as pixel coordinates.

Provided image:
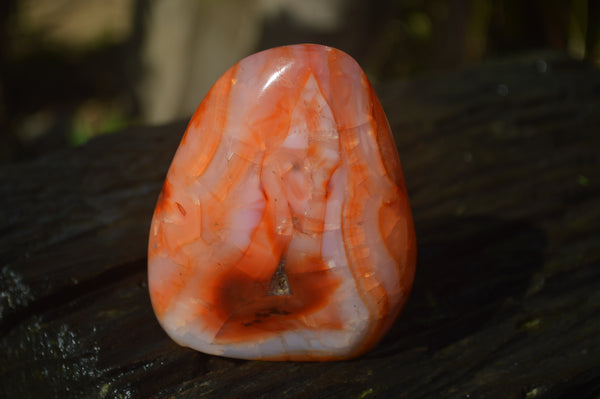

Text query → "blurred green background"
[0,0,598,164]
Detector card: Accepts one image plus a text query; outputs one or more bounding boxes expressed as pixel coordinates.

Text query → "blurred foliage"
[0,0,598,163]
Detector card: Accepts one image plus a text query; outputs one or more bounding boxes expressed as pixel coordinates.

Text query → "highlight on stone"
[148,44,417,361]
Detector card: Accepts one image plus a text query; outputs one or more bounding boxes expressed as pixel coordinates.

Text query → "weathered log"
[1,50,599,398]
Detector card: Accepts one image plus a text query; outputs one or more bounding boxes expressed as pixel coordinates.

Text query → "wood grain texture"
[1,51,599,398]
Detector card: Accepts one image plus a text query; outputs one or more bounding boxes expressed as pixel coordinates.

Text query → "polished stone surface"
[148,44,416,361]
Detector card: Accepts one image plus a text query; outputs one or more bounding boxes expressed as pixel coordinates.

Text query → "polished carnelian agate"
[148,44,416,361]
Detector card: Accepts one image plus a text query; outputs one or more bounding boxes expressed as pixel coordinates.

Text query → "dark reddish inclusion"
[175,202,187,216]
[211,261,343,343]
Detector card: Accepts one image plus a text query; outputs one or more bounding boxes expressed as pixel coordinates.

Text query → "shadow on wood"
[374,216,547,358]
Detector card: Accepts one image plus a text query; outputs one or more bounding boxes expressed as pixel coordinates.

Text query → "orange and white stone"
[148,44,416,361]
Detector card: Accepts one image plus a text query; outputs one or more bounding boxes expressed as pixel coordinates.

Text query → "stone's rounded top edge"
[254,43,337,54]
[240,43,360,67]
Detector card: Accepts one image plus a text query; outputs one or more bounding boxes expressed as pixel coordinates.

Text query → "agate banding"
[148,44,417,361]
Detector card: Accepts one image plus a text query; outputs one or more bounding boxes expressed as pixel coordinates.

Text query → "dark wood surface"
[1,50,599,398]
